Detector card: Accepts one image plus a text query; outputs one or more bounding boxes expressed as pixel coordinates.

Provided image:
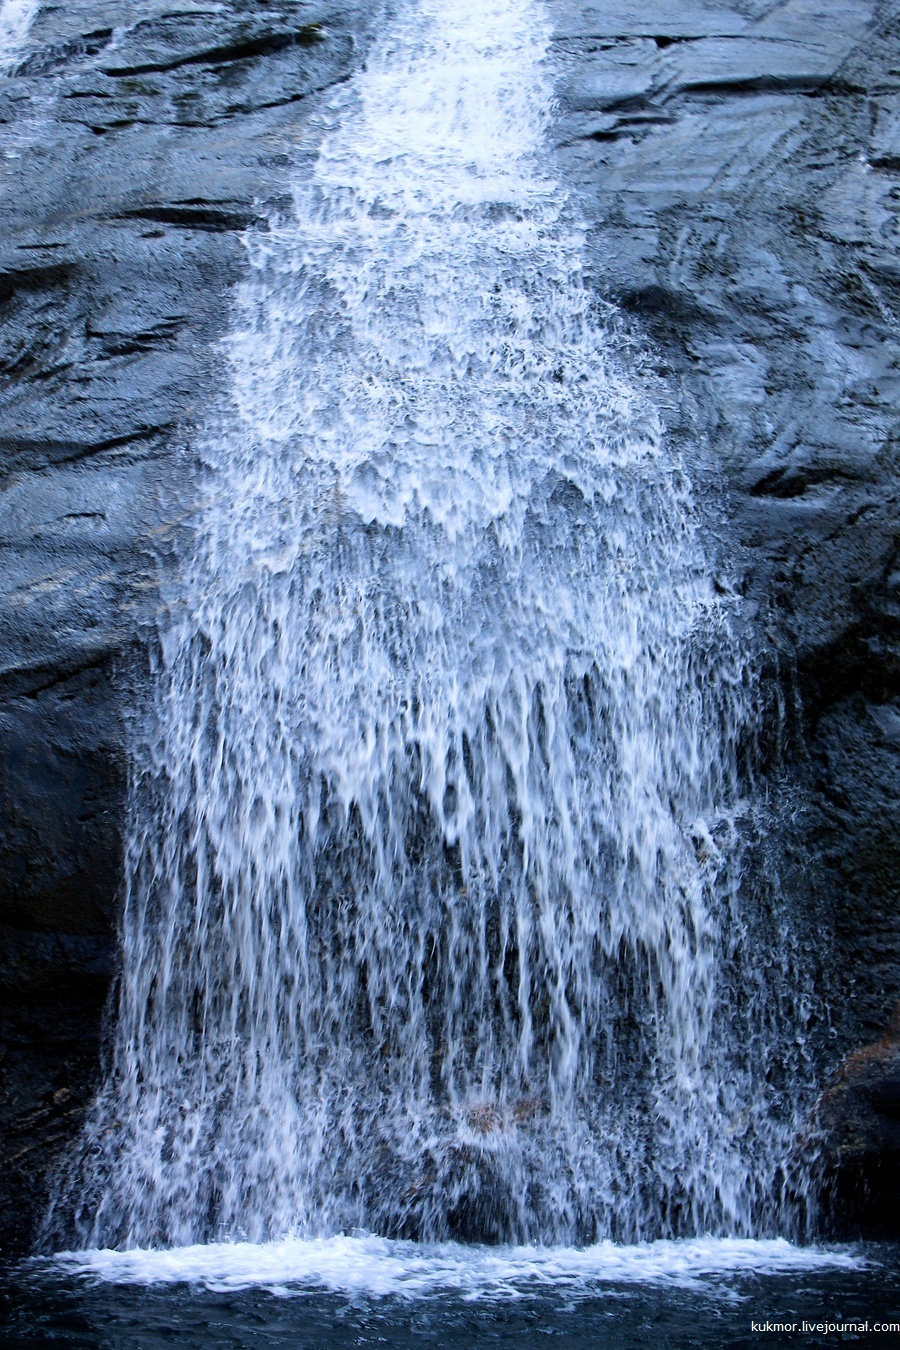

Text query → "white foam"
[0,0,37,72]
[50,1235,865,1300]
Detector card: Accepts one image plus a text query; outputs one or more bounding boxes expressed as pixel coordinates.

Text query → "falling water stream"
[0,0,37,71]
[48,0,823,1268]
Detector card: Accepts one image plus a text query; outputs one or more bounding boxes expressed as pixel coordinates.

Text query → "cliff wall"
[1,0,897,1249]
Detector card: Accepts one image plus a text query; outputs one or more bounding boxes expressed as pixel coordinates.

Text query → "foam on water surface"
[51,1236,865,1299]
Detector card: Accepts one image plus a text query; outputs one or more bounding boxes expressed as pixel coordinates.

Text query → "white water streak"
[0,0,37,71]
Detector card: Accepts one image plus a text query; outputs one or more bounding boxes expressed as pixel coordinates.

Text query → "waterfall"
[54,0,815,1250]
[0,0,37,71]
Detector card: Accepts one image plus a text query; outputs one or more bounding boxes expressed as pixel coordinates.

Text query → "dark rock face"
[549,0,900,1235]
[0,0,381,1256]
[815,1001,900,1237]
[0,0,897,1249]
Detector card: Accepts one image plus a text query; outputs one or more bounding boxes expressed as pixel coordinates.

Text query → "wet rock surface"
[0,0,898,1248]
[0,0,380,1255]
[550,0,900,1236]
[815,1001,900,1237]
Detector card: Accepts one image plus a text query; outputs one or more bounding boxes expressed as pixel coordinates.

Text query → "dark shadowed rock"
[815,1001,900,1237]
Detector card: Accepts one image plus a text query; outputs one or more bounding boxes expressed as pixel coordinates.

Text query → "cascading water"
[53,0,816,1252]
[0,0,38,71]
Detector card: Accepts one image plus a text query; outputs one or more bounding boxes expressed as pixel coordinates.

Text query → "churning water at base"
[50,0,817,1251]
[51,1235,863,1299]
[15,1241,890,1350]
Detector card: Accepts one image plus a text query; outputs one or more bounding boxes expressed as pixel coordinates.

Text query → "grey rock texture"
[0,0,898,1248]
[548,0,900,1232]
[815,998,900,1236]
[0,0,380,1254]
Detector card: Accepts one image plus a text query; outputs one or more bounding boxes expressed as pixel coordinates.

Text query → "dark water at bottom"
[2,1244,898,1348]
